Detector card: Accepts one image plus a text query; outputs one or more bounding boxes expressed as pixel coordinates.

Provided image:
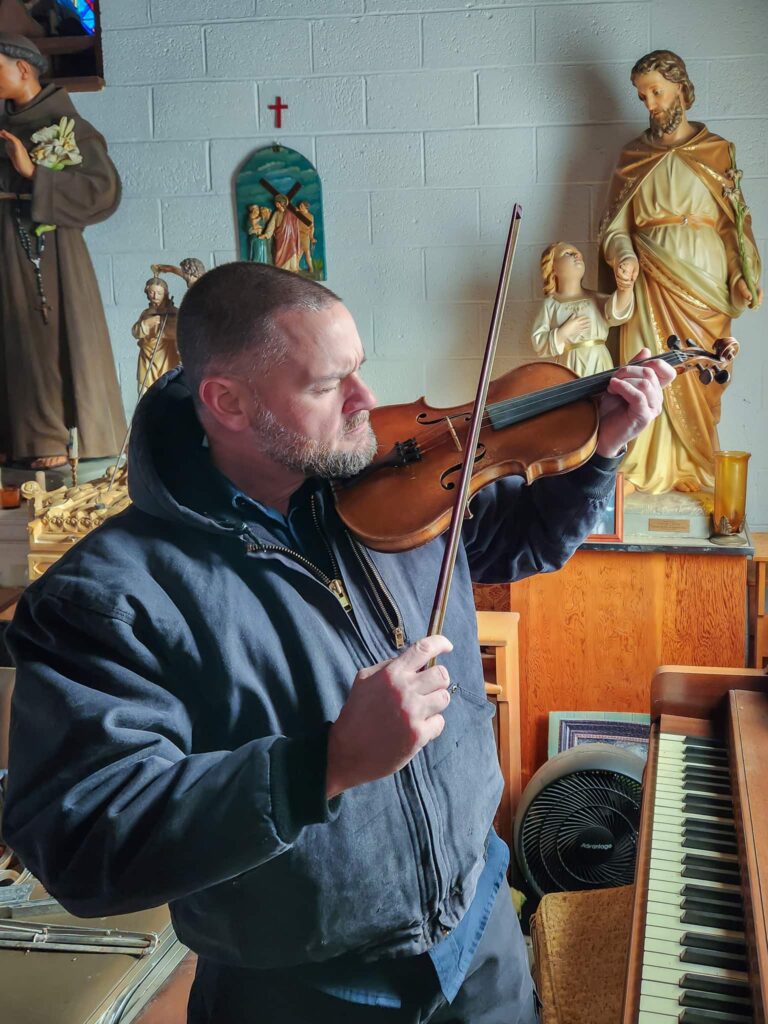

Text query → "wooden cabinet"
[478,610,522,850]
[475,545,748,789]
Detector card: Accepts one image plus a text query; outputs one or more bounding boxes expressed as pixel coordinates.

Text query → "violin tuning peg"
[697,366,714,385]
[666,335,682,351]
[714,369,731,385]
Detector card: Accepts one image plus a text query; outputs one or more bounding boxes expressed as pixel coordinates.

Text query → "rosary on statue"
[14,203,52,324]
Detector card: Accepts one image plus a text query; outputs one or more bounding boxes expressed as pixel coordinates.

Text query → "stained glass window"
[55,0,96,36]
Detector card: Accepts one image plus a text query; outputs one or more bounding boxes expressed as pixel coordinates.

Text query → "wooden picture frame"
[586,472,624,543]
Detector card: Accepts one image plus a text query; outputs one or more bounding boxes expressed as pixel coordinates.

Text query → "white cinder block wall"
[81,0,768,526]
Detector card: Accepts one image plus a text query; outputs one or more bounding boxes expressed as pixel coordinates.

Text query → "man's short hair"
[631,49,695,109]
[176,262,341,399]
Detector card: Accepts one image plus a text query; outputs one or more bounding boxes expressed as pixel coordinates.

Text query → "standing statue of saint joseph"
[600,50,762,494]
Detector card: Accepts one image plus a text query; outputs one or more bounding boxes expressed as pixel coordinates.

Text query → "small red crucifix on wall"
[268,96,288,129]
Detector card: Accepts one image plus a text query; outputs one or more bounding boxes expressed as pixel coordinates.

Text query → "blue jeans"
[187,881,537,1023]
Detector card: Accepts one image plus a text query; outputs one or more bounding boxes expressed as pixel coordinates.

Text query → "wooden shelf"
[49,75,104,92]
[38,36,96,56]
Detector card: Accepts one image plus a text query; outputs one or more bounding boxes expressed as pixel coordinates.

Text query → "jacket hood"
[127,368,244,538]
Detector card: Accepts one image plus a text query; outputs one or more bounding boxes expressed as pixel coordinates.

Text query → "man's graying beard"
[250,405,378,479]
[649,97,684,139]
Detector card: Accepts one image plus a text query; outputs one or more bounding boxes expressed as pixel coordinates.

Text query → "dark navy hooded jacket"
[3,369,617,969]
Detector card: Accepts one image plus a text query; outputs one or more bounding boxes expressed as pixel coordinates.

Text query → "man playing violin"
[4,263,675,1023]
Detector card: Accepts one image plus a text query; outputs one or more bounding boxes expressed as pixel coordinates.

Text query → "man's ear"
[198,376,253,433]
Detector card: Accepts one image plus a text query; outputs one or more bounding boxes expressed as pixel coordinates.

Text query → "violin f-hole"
[439,445,487,491]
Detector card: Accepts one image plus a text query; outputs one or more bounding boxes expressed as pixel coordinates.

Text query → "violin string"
[405,355,670,459]
[402,351,689,460]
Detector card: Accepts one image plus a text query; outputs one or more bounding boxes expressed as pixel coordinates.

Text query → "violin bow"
[427,204,523,645]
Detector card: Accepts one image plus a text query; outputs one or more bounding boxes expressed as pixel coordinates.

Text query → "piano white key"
[652,810,735,828]
[645,915,744,942]
[648,876,741,896]
[644,935,692,958]
[642,960,748,986]
[655,783,730,801]
[652,818,735,834]
[646,866,741,894]
[640,992,686,1017]
[653,797,732,816]
[645,893,742,922]
[638,995,679,1019]
[656,755,729,771]
[638,974,749,999]
[651,839,737,862]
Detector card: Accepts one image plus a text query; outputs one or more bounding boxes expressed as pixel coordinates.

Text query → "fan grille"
[519,768,641,895]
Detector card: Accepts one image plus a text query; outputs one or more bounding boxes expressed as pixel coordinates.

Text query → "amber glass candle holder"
[712,450,750,536]
[0,485,21,510]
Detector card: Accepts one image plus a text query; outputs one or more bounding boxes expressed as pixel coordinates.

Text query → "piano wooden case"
[623,666,768,1024]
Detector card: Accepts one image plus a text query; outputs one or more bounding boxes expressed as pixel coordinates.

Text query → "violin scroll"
[666,334,739,386]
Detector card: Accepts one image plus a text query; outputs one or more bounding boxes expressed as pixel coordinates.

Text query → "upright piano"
[623,666,768,1024]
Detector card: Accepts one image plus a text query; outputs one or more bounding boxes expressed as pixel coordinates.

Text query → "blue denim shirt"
[297,832,510,1008]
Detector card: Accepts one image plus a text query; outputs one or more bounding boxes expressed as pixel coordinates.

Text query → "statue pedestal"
[624,490,714,541]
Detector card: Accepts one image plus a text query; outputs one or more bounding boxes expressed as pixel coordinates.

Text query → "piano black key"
[683,776,732,794]
[683,748,728,764]
[681,885,743,908]
[683,736,725,750]
[683,825,736,844]
[680,946,748,972]
[680,972,750,998]
[684,797,733,818]
[681,932,746,955]
[684,854,738,871]
[681,909,744,930]
[682,856,741,885]
[682,836,738,856]
[681,785,731,803]
[680,989,752,1013]
[683,865,741,885]
[682,820,736,838]
[684,741,729,757]
[680,1009,751,1023]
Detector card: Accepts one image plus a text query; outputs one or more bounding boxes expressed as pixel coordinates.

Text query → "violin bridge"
[445,416,463,453]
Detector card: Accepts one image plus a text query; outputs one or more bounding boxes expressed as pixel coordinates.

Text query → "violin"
[333,336,739,554]
[333,204,737,642]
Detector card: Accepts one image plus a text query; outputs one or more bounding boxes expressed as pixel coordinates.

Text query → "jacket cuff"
[269,725,341,845]
[591,448,626,471]
[551,450,619,505]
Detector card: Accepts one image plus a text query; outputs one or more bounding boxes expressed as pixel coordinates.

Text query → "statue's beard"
[249,405,378,479]
[649,98,684,139]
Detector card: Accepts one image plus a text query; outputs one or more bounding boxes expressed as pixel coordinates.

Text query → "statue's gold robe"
[600,124,760,493]
[132,305,179,395]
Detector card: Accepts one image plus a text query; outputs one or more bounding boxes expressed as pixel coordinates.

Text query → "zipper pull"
[393,626,406,650]
[329,578,353,613]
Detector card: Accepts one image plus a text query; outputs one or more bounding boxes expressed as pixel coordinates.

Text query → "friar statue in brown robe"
[0,33,126,469]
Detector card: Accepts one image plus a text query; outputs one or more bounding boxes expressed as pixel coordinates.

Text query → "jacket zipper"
[245,508,444,923]
[309,495,352,613]
[243,532,352,614]
[347,535,407,650]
